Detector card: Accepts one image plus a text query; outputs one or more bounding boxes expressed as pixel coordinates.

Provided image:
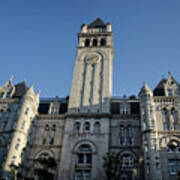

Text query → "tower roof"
[88,18,106,28]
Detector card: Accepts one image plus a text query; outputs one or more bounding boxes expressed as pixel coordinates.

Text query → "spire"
[167,72,180,87]
[9,75,13,81]
[3,75,14,88]
[168,71,172,77]
[25,84,35,96]
[35,90,40,103]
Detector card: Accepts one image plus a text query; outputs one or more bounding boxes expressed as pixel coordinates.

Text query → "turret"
[139,81,153,98]
[139,81,162,180]
[3,85,40,171]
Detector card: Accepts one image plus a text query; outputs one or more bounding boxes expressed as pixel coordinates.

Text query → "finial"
[168,72,172,76]
[143,81,146,86]
[37,89,40,94]
[9,75,13,81]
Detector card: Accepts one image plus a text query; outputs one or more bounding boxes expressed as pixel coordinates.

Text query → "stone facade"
[0,18,180,180]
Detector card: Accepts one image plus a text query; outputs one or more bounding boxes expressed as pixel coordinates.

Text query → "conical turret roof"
[139,81,152,96]
[26,84,35,96]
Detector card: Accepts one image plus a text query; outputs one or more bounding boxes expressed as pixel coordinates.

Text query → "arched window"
[162,108,170,130]
[100,38,106,46]
[85,39,90,47]
[93,39,98,46]
[76,145,92,164]
[39,152,49,159]
[74,122,80,132]
[74,143,95,180]
[120,154,134,168]
[84,122,90,131]
[94,122,100,133]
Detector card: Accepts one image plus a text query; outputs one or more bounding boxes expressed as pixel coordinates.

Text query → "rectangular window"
[42,138,46,144]
[75,170,82,180]
[169,162,176,175]
[86,154,92,164]
[24,108,29,115]
[77,154,84,164]
[75,170,91,180]
[120,138,124,146]
[49,137,54,145]
[15,143,19,150]
[21,120,25,129]
[84,170,91,180]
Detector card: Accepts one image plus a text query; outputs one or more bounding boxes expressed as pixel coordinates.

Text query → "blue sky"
[0,0,180,97]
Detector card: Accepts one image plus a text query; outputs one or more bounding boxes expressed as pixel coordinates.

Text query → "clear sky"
[0,0,180,97]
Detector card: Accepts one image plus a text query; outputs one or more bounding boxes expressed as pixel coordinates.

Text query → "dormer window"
[0,92,4,98]
[168,89,173,97]
[51,107,57,115]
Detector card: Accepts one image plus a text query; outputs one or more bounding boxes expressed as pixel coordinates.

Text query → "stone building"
[0,18,180,180]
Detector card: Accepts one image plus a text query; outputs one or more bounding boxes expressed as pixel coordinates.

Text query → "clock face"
[86,53,100,64]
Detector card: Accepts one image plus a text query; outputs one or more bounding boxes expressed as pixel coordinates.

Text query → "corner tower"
[68,18,114,113]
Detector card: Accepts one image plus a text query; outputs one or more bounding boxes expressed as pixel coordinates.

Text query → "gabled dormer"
[153,72,180,97]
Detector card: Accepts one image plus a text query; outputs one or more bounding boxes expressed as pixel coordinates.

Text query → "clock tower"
[68,18,114,113]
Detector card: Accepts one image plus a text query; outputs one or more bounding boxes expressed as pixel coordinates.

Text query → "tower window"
[74,122,80,132]
[85,39,90,47]
[94,122,100,133]
[93,39,98,46]
[76,145,92,164]
[84,122,90,131]
[100,38,106,46]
